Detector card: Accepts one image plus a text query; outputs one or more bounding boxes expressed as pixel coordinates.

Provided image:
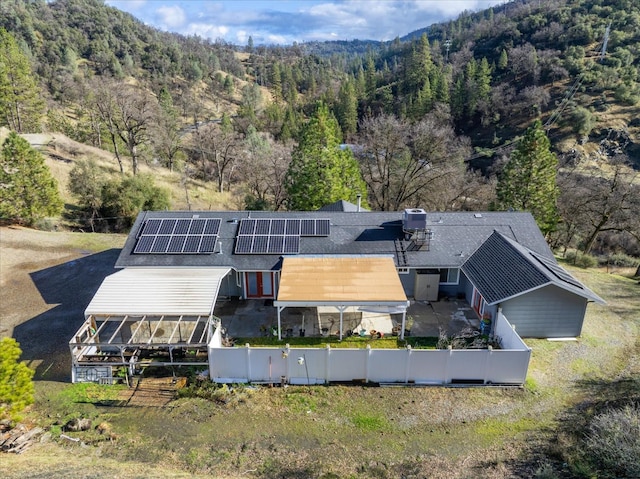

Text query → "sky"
[104,0,506,46]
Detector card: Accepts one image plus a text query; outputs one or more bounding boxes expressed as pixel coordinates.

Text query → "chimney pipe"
[356,194,362,212]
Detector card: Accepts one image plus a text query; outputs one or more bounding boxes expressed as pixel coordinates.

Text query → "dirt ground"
[0,226,126,381]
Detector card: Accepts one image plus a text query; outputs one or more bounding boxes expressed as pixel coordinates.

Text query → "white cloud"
[156,5,187,29]
[186,23,229,39]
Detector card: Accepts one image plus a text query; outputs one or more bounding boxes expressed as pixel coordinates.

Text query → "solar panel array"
[530,252,584,289]
[134,218,222,254]
[234,218,330,254]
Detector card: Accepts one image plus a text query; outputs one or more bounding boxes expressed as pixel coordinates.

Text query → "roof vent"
[474,213,482,218]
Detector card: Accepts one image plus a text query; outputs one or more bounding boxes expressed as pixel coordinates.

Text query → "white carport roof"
[84,268,230,317]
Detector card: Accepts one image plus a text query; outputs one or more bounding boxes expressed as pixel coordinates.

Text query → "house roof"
[115,210,554,271]
[275,255,408,307]
[84,268,230,317]
[461,232,605,305]
[317,199,369,212]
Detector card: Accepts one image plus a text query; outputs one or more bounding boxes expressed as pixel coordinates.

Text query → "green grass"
[234,336,439,349]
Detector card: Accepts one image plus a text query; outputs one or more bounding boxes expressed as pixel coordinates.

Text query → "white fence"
[208,311,531,386]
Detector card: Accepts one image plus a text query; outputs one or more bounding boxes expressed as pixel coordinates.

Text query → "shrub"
[603,253,640,268]
[585,404,640,477]
[0,338,35,421]
[565,251,598,268]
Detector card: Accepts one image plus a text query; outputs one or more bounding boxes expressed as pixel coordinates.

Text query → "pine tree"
[0,28,44,132]
[0,132,63,225]
[498,49,508,71]
[336,78,358,139]
[495,120,559,235]
[285,103,368,211]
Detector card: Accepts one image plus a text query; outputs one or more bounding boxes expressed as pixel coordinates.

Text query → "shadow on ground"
[13,249,120,382]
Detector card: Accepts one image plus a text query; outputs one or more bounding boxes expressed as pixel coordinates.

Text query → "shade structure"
[85,268,231,317]
[274,256,409,340]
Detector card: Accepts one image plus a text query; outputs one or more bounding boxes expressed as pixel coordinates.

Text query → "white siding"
[501,285,587,338]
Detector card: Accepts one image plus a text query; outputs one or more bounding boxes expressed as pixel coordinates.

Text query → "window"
[439,268,459,284]
[397,267,410,275]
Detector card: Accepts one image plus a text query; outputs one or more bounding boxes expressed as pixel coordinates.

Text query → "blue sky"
[105,0,506,45]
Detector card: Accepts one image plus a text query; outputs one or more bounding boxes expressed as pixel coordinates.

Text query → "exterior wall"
[398,270,415,297]
[208,313,531,386]
[219,271,242,298]
[500,285,588,338]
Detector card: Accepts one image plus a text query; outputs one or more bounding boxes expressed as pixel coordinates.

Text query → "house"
[69,207,604,383]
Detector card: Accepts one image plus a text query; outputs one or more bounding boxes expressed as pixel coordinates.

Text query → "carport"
[69,267,230,382]
[273,256,409,340]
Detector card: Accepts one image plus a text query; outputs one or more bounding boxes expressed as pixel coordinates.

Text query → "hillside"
[0,0,638,255]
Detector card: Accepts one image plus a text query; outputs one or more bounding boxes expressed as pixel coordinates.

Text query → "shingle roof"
[115,210,554,271]
[317,200,369,212]
[461,231,605,304]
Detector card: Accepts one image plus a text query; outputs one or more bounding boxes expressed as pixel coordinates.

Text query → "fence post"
[444,345,453,384]
[245,343,251,382]
[365,345,371,383]
[325,344,331,383]
[405,345,412,384]
[483,346,492,384]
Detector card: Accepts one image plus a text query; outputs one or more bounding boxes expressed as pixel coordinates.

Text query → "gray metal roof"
[115,210,554,271]
[461,232,605,305]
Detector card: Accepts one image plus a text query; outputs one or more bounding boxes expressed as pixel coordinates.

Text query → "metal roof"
[275,255,408,307]
[84,268,231,317]
[461,232,605,305]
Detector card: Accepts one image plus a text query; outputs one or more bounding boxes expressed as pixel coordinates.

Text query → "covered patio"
[69,268,229,381]
[274,256,410,340]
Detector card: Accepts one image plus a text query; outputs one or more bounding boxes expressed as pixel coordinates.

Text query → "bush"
[585,404,640,477]
[565,251,598,268]
[602,253,640,268]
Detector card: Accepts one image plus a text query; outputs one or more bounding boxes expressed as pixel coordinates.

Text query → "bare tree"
[189,123,242,193]
[113,85,158,175]
[239,128,292,210]
[355,106,471,211]
[556,156,640,254]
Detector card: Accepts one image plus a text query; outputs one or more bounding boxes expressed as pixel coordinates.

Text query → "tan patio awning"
[275,256,408,307]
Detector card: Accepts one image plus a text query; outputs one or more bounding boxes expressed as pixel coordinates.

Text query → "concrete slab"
[214,297,480,340]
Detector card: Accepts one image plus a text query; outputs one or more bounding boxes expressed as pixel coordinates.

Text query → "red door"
[245,272,274,298]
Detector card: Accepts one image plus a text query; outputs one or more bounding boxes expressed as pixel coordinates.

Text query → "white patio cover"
[84,268,230,317]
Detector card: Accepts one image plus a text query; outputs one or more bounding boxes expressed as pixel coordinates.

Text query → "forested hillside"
[0,0,638,259]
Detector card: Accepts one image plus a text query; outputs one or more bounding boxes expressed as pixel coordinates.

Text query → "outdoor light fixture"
[297,356,304,365]
[281,350,288,359]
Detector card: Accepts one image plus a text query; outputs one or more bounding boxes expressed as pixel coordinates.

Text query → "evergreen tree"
[0,28,44,132]
[336,78,358,139]
[498,49,508,71]
[0,338,34,421]
[0,132,63,225]
[495,120,559,235]
[285,103,367,210]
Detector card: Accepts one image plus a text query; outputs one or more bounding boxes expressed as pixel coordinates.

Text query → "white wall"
[208,313,531,386]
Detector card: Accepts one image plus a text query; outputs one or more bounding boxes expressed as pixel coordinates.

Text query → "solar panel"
[270,219,286,235]
[134,235,155,253]
[255,219,270,235]
[238,219,256,235]
[167,235,187,253]
[204,218,221,235]
[200,235,218,253]
[188,218,206,235]
[315,219,330,236]
[284,235,300,254]
[159,219,177,235]
[285,219,300,235]
[235,235,253,254]
[150,235,170,253]
[174,219,191,235]
[253,235,269,253]
[301,219,315,236]
[142,219,162,235]
[183,235,202,253]
[267,235,285,253]
[531,252,584,289]
[134,217,222,254]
